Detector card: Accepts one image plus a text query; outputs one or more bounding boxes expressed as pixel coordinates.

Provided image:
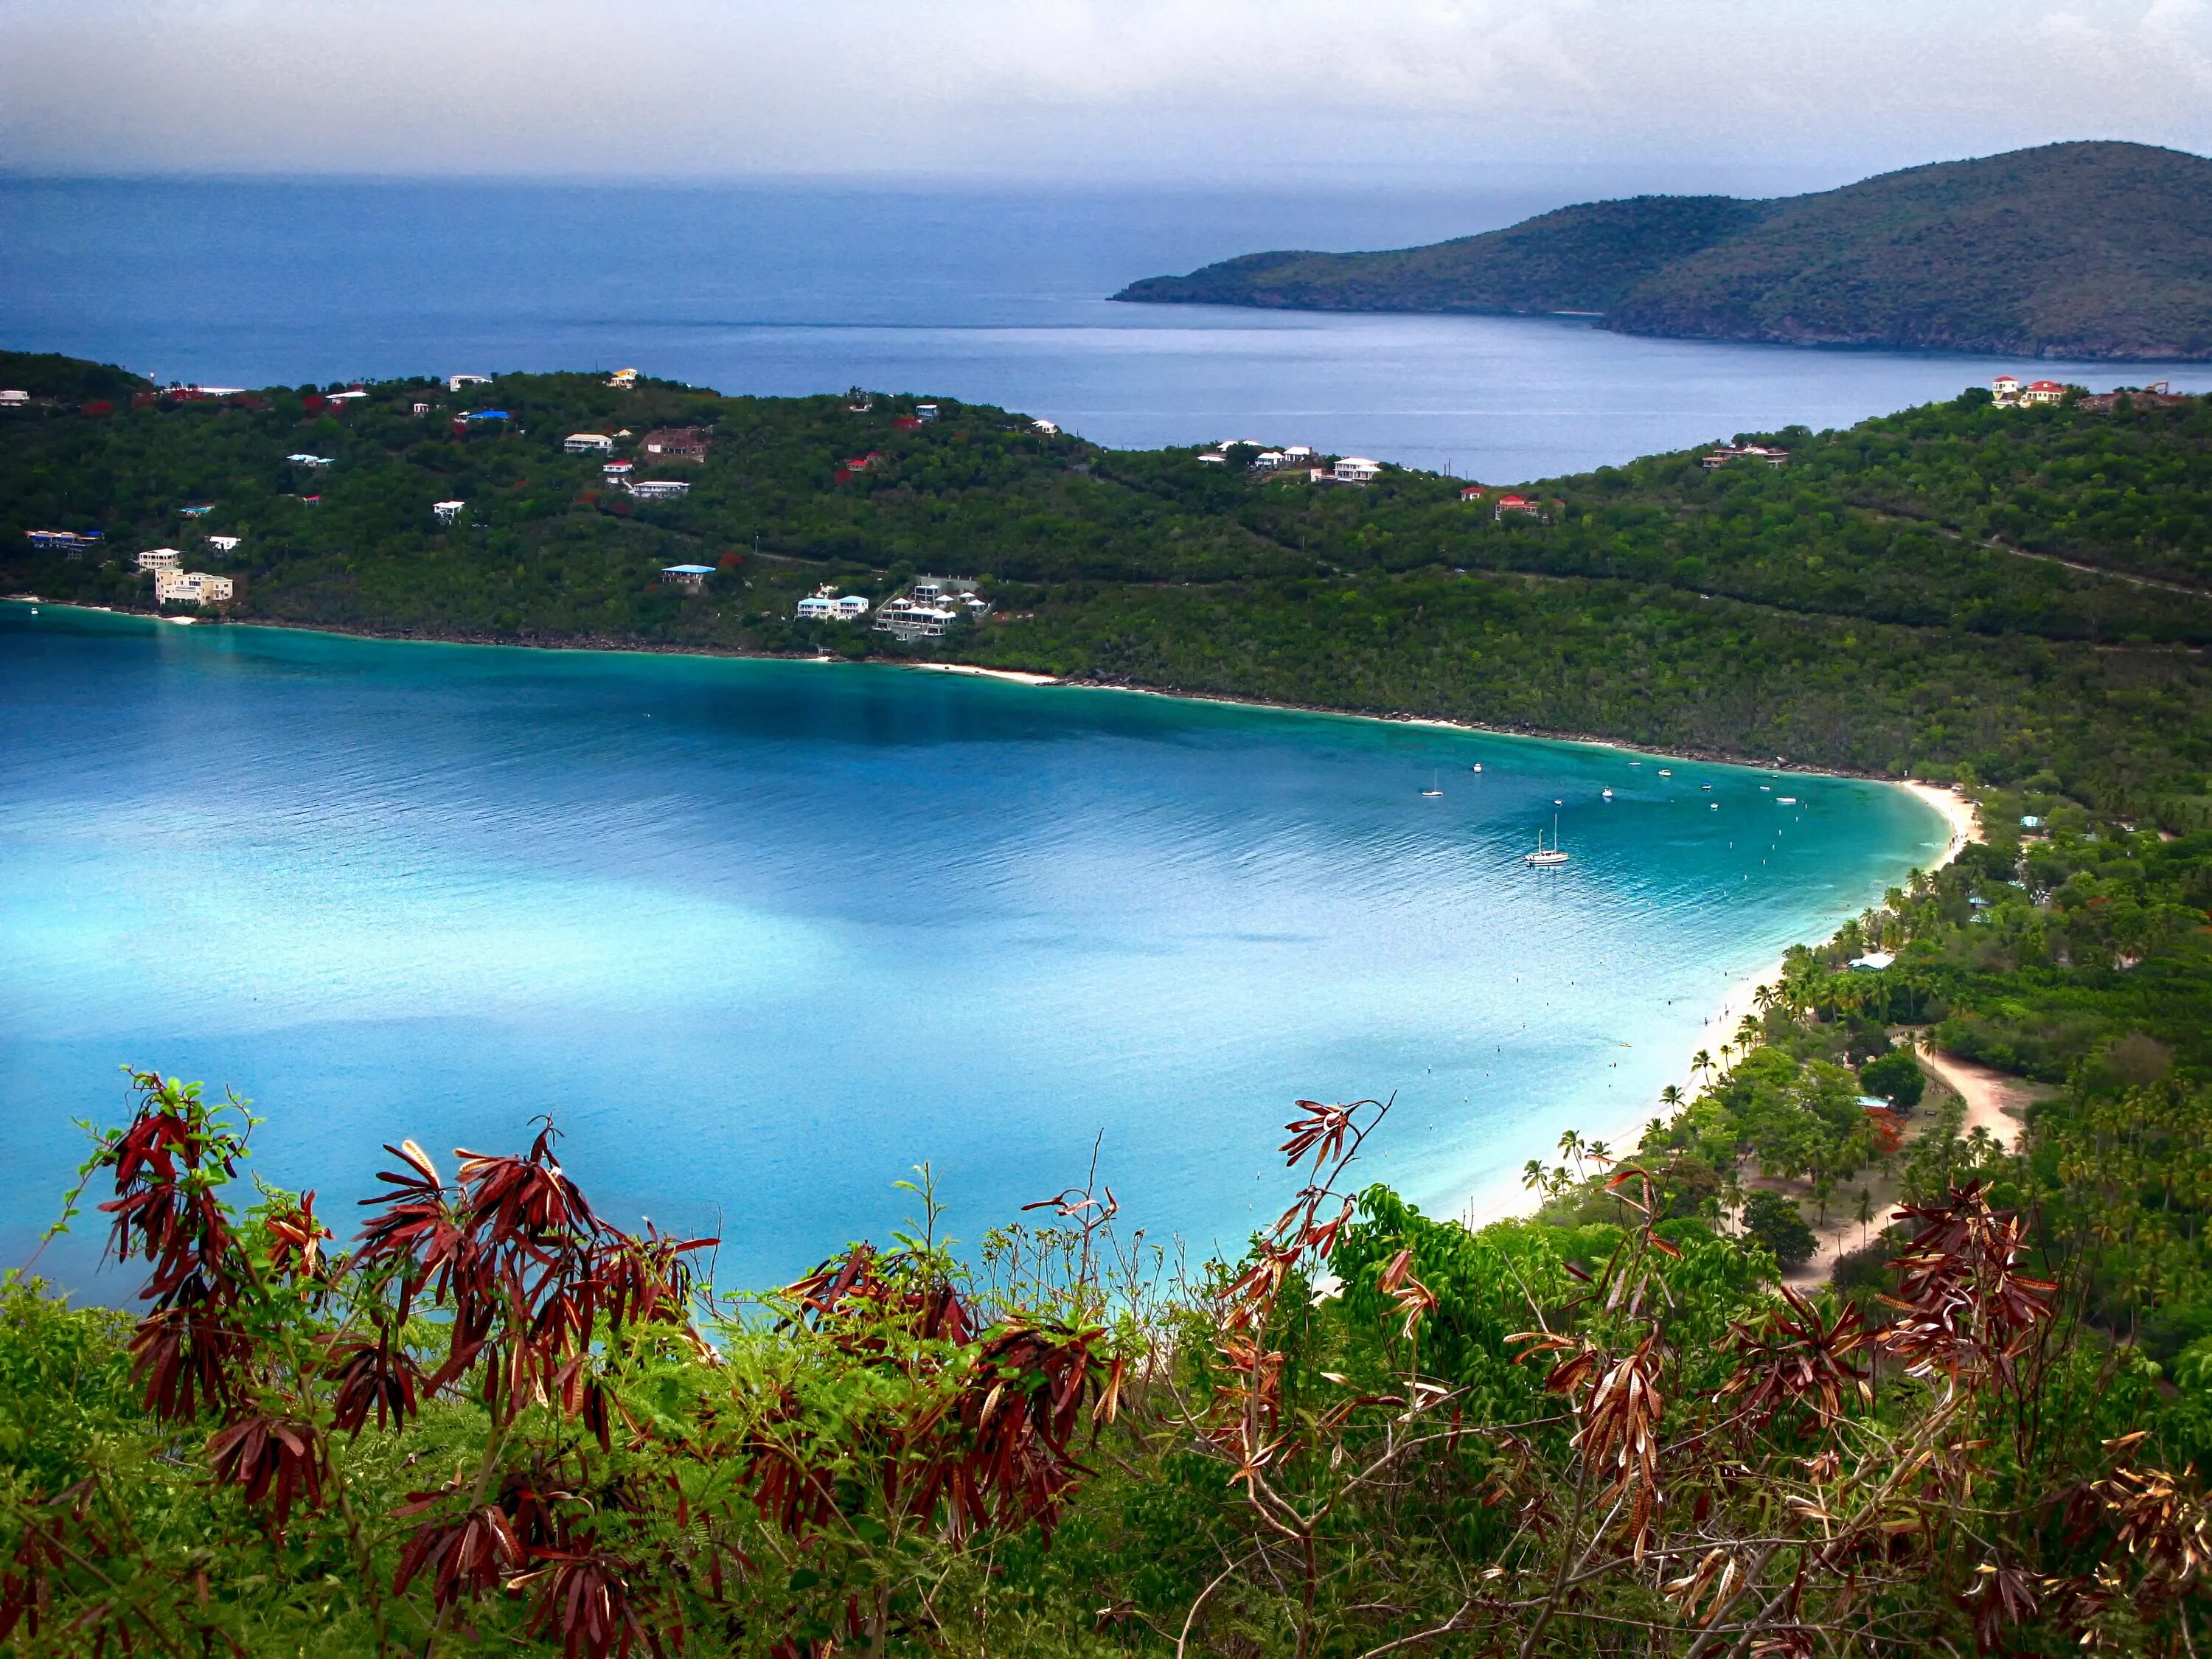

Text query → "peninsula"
[1114,141,2212,360]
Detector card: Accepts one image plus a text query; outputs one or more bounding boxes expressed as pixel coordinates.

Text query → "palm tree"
[1658,1084,1684,1112]
[1691,1049,1714,1080]
[1522,1158,1549,1194]
[1736,1013,1763,1048]
[1855,1187,1874,1249]
[1752,983,1777,1015]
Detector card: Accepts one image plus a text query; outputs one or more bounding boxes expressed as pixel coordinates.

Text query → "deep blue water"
[4,178,2207,480]
[0,602,1945,1290]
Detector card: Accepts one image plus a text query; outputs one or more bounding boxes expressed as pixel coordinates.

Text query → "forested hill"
[1115,141,2212,360]
[5,358,2212,820]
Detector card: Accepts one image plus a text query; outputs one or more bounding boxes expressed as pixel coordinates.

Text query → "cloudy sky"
[2,0,2208,189]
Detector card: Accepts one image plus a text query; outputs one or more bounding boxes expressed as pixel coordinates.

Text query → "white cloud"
[0,0,2206,181]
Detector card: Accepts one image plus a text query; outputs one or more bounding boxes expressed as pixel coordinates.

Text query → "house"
[448,373,491,392]
[0,389,27,406]
[433,501,466,522]
[640,427,709,461]
[27,529,102,554]
[286,453,334,467]
[660,563,715,592]
[1196,452,1227,466]
[206,535,242,553]
[136,548,184,571]
[628,479,691,501]
[1460,484,1485,502]
[2020,380,2069,406]
[1700,445,1784,469]
[179,505,214,518]
[326,389,368,403]
[412,403,432,416]
[1846,950,1896,972]
[1032,418,1059,435]
[155,570,235,606]
[1493,493,1542,521]
[2020,815,2044,830]
[872,599,959,640]
[1991,374,2021,403]
[461,410,509,422]
[563,433,614,455]
[602,461,633,477]
[606,368,639,388]
[1282,445,1315,461]
[916,403,939,422]
[1333,456,1381,484]
[2076,382,2186,414]
[796,595,837,620]
[834,594,870,619]
[1251,451,1285,471]
[910,576,979,604]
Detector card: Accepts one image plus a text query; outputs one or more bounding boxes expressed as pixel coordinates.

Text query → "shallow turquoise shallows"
[0,602,1945,1290]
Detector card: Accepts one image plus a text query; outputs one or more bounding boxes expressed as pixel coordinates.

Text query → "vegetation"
[12,350,2212,1651]
[1115,141,2212,359]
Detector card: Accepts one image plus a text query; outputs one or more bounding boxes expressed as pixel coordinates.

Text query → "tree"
[1862,1048,1926,1110]
[1742,1189,1819,1267]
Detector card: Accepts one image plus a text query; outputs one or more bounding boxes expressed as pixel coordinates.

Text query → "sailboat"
[1525,812,1570,866]
[1471,762,1483,773]
[1601,787,1614,800]
[1420,770,1443,798]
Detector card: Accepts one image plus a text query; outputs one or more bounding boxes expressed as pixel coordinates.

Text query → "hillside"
[1115,141,2212,359]
[4,358,2212,817]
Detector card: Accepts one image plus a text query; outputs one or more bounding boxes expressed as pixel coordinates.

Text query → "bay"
[0,602,1945,1290]
[4,178,2207,481]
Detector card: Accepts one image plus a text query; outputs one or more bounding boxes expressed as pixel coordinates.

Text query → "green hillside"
[1116,141,2212,359]
[7,364,2212,813]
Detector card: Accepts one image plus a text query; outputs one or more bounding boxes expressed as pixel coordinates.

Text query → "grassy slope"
[1114,141,2212,358]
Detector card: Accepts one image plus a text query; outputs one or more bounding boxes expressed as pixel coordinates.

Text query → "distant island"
[1114,141,2212,361]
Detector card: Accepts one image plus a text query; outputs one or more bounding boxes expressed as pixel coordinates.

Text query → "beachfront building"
[660,564,715,592]
[641,427,709,461]
[796,594,836,620]
[1846,951,1896,972]
[433,501,466,523]
[629,479,691,501]
[835,594,870,619]
[136,548,184,571]
[27,530,100,556]
[563,433,615,454]
[155,570,236,606]
[1333,456,1382,484]
[872,600,959,640]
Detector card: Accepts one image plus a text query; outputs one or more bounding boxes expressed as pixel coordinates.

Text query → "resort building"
[1332,456,1382,484]
[641,428,709,461]
[433,501,466,522]
[628,479,692,501]
[563,433,615,454]
[27,529,100,555]
[872,600,960,641]
[659,564,715,592]
[835,594,870,619]
[796,594,837,620]
[155,570,236,606]
[136,548,183,571]
[1846,951,1896,972]
[799,586,872,622]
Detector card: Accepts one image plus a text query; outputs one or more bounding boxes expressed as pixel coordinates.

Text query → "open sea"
[0,602,1945,1290]
[4,177,2208,480]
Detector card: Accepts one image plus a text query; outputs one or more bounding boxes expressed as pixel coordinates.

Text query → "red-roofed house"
[2020,380,2069,407]
[1460,484,1484,501]
[1493,493,1543,522]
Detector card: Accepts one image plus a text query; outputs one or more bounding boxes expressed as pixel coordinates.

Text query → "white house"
[448,373,491,392]
[1282,445,1315,460]
[606,368,639,388]
[286,453,334,468]
[564,433,614,455]
[0,390,28,406]
[1251,451,1285,471]
[873,601,959,640]
[433,501,466,522]
[2020,380,2068,406]
[136,548,183,571]
[206,535,242,553]
[1196,452,1227,466]
[834,594,871,619]
[326,389,368,403]
[1032,418,1060,435]
[796,595,838,620]
[1992,375,2021,403]
[1333,456,1382,484]
[155,570,235,605]
[628,480,691,501]
[916,403,939,422]
[1846,951,1896,972]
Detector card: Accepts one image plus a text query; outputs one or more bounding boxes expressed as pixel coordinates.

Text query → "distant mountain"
[1115,142,2212,360]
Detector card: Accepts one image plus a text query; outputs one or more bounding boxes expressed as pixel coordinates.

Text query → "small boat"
[1658,768,1672,776]
[1710,802,1719,810]
[1525,813,1571,867]
[1471,762,1483,773]
[1601,787,1613,799]
[1759,785,1770,792]
[1777,796,1798,805]
[1701,783,1714,791]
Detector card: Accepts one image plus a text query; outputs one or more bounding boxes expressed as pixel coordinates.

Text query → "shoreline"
[4,594,1951,790]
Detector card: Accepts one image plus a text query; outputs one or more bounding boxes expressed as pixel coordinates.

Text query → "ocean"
[4,177,2207,481]
[0,602,1945,1290]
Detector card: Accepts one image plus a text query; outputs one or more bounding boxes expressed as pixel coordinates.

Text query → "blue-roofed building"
[660,563,715,592]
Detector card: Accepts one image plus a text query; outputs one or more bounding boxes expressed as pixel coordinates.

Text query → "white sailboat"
[1525,813,1570,867]
[1420,770,1443,798]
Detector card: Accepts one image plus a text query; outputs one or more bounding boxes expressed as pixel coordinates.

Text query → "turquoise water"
[0,602,1945,1289]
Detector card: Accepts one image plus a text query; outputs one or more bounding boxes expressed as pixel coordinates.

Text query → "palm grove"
[5,353,2212,1655]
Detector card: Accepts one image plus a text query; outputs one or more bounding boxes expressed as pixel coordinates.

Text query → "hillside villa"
[629,479,691,501]
[136,548,183,571]
[641,428,709,462]
[1700,445,1789,470]
[659,564,715,592]
[154,569,236,606]
[796,585,872,621]
[563,433,615,454]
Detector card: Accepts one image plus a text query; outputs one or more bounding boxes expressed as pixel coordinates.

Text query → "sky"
[1,0,2209,191]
